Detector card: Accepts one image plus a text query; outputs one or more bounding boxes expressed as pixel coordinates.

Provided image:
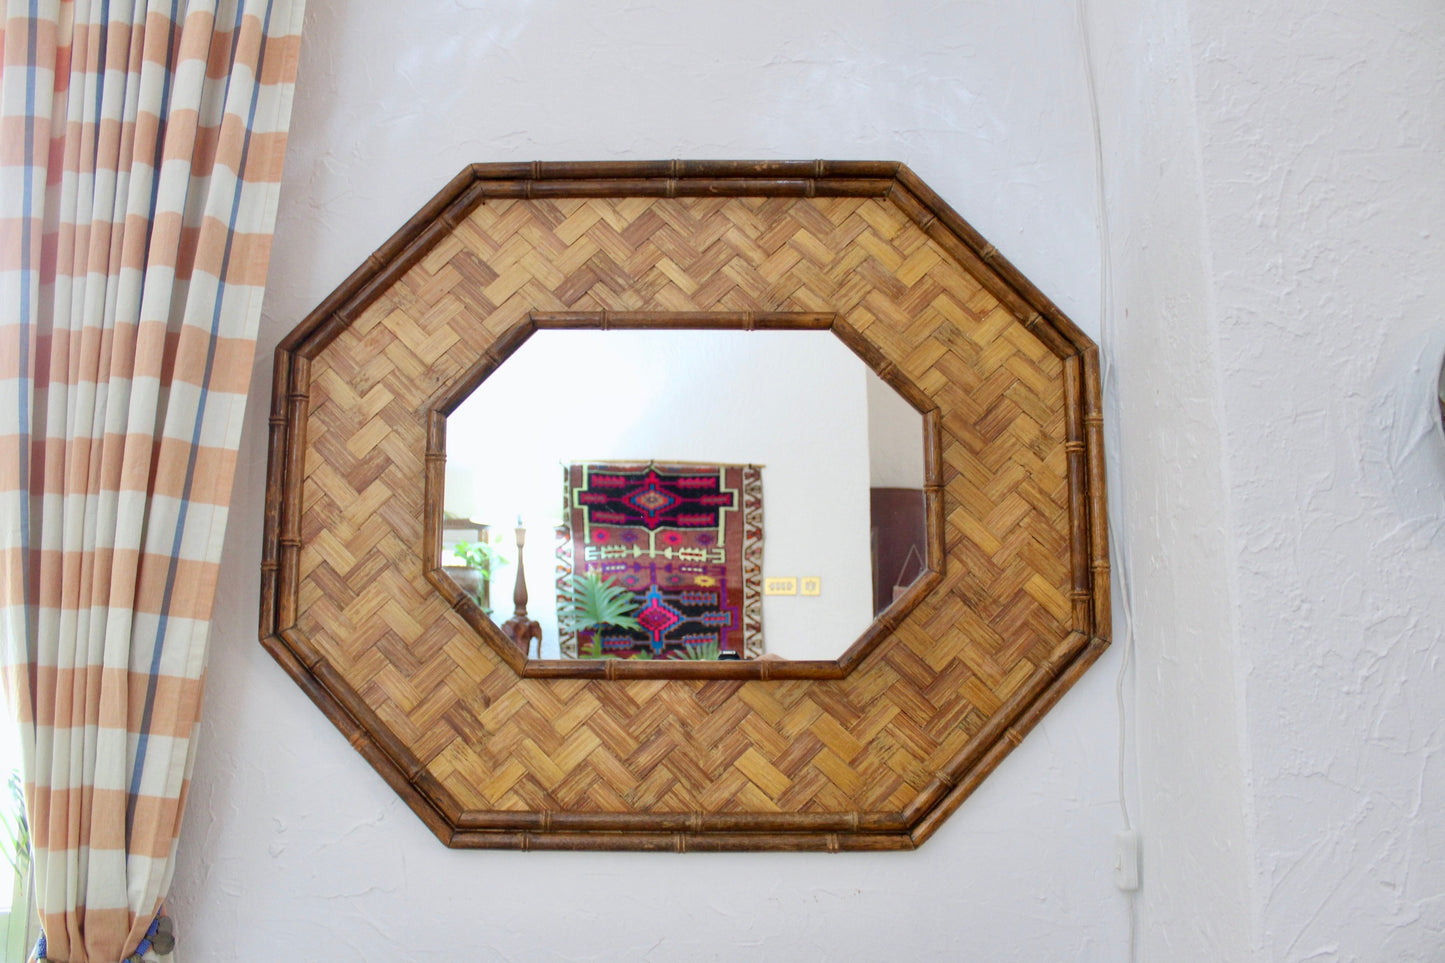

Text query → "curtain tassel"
[35,915,174,962]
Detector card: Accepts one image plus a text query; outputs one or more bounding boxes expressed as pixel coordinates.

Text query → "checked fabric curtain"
[0,2,304,960]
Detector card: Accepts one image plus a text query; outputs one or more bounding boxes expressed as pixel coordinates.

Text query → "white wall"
[160,1,1445,959]
[1184,2,1445,959]
[1084,0,1258,958]
[865,369,926,489]
[445,330,876,660]
[1091,0,1445,959]
[169,2,1126,960]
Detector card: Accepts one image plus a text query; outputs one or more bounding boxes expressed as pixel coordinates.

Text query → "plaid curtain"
[0,2,304,960]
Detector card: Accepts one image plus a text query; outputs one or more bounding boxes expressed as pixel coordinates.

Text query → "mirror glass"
[443,329,927,661]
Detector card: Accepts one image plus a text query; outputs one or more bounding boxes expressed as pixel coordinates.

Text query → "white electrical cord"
[1073,1,1141,960]
[1072,0,1132,839]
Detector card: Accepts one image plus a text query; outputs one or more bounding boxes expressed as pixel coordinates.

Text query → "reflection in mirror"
[443,330,926,661]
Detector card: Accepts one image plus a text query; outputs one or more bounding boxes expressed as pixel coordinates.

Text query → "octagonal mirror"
[263,161,1110,851]
[439,325,929,667]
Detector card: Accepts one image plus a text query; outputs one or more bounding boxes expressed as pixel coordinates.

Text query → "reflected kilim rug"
[555,461,763,659]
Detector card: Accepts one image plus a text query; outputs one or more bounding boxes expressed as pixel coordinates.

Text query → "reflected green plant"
[570,572,642,633]
[453,537,507,612]
[453,538,505,578]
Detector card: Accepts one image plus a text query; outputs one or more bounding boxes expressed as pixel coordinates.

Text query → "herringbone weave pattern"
[296,195,1070,816]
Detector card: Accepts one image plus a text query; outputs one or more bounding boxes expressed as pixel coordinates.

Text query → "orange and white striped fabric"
[0,3,304,960]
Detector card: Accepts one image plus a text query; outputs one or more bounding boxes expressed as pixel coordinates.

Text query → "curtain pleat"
[0,2,305,960]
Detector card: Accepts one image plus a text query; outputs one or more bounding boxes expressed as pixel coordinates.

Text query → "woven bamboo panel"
[262,162,1109,851]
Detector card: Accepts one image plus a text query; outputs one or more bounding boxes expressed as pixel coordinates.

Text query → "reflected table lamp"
[499,516,542,659]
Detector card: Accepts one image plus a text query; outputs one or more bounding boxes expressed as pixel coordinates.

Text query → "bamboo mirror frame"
[261,161,1110,851]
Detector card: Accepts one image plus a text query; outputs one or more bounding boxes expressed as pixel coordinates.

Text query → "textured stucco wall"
[1187,2,1445,959]
[168,2,1126,960]
[1092,0,1445,959]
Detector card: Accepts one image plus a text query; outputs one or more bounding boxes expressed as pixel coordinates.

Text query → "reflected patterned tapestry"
[556,462,763,659]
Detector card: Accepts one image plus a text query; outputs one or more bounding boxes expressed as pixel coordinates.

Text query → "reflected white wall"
[865,369,926,489]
